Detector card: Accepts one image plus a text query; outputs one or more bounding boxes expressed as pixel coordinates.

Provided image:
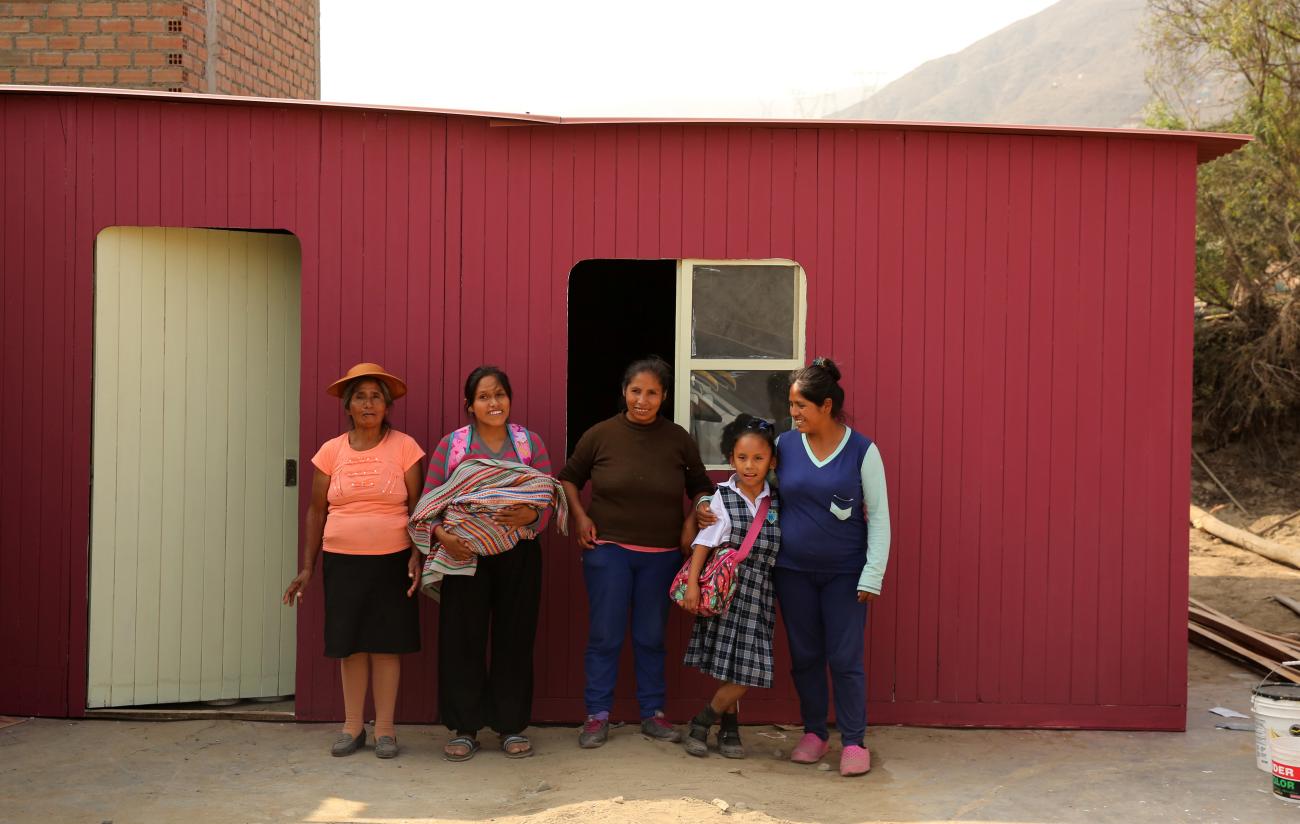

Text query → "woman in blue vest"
[776,357,890,776]
[702,357,891,775]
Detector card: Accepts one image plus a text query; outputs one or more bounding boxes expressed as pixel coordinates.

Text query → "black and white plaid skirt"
[683,559,777,688]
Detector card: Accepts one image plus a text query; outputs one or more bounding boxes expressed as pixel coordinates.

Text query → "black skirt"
[322,548,421,658]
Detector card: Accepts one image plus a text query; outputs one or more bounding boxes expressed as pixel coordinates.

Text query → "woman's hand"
[574,514,598,549]
[435,526,474,562]
[857,591,877,604]
[406,550,422,597]
[283,568,312,606]
[695,499,718,529]
[492,505,539,530]
[684,582,702,614]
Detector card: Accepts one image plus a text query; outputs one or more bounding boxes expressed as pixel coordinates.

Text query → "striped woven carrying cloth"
[408,458,568,599]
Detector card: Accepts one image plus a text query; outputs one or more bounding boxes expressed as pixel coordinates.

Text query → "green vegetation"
[1147,0,1300,446]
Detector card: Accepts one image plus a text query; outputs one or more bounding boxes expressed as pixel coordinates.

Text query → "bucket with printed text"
[1252,680,1300,772]
[1251,663,1300,803]
[1273,733,1300,804]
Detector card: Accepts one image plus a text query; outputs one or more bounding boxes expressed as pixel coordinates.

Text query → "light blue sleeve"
[856,443,892,595]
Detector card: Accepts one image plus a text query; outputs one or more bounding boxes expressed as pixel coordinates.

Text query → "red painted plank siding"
[0,92,1211,730]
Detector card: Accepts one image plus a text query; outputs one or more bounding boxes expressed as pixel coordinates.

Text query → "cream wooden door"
[88,227,301,708]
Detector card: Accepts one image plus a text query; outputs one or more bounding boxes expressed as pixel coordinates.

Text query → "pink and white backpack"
[446,422,532,473]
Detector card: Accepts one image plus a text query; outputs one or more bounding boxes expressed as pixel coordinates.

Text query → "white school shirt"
[692,474,773,549]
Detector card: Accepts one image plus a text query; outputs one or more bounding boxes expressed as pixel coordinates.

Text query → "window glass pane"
[691,264,797,359]
[690,370,794,465]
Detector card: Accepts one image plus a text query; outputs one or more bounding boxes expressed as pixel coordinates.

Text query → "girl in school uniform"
[697,357,891,776]
[680,414,781,759]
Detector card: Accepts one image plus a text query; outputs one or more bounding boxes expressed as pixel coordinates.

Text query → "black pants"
[438,537,542,736]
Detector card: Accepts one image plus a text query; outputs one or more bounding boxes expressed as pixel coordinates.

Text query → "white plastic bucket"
[1272,734,1300,804]
[1253,675,1300,772]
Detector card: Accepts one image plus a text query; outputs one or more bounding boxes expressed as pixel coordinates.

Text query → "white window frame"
[673,258,809,469]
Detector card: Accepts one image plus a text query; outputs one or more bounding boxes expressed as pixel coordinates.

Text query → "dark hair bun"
[790,357,847,420]
[811,356,842,382]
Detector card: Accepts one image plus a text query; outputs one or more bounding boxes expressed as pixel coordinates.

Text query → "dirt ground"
[1189,436,1300,635]
[0,647,1291,824]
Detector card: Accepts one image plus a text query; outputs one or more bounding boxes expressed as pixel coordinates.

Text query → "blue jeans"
[581,543,682,717]
[772,568,869,746]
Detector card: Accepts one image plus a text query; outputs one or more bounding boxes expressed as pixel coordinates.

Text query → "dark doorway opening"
[566,259,677,455]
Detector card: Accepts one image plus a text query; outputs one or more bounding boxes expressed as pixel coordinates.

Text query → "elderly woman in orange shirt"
[283,363,425,759]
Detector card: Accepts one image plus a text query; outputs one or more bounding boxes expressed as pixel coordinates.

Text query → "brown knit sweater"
[557,413,713,548]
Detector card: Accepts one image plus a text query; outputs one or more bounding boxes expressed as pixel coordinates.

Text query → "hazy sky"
[321,0,1058,118]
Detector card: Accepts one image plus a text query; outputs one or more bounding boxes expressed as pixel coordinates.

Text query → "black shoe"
[717,712,744,758]
[684,705,719,757]
[331,728,366,757]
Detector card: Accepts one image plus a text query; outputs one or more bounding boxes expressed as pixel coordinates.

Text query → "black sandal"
[443,735,479,762]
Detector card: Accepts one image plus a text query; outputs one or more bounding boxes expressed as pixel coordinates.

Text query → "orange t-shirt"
[312,429,425,555]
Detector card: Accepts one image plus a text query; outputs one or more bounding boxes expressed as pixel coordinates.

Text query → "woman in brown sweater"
[558,357,713,749]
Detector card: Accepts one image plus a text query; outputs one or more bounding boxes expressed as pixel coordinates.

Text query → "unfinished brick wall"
[212,0,316,99]
[0,1,318,98]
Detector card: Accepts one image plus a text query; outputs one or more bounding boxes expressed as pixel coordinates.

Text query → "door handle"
[285,459,298,487]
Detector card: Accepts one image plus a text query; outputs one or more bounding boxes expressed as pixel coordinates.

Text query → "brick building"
[0,1,318,99]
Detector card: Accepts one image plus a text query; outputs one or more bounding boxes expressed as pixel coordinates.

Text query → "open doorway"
[566,260,677,453]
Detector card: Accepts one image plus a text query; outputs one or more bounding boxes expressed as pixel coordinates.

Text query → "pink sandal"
[839,744,871,776]
[790,732,830,764]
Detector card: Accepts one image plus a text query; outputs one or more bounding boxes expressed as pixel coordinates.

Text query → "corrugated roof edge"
[0,85,1252,164]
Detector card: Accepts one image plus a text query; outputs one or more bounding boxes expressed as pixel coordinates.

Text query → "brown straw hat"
[326,362,408,400]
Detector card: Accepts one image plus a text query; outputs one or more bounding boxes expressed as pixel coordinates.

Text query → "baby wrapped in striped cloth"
[409,457,568,599]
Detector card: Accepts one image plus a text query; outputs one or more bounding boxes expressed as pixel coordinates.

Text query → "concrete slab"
[0,647,1291,823]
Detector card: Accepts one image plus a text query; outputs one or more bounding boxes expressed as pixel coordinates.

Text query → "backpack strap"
[446,425,473,474]
[509,423,532,464]
[731,496,770,565]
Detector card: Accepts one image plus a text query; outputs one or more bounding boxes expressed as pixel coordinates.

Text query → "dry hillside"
[832,0,1151,127]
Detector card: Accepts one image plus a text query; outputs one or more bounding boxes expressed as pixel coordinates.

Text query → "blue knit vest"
[774,429,872,574]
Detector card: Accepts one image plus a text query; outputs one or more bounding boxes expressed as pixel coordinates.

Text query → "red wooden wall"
[0,90,1218,729]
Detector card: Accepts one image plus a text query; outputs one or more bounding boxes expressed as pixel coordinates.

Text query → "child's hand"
[684,582,702,614]
[857,591,876,603]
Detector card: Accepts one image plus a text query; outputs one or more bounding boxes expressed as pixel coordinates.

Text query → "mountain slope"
[831,0,1150,128]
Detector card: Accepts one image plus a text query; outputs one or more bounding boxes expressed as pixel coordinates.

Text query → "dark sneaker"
[374,735,398,759]
[330,728,366,757]
[640,711,682,743]
[578,715,609,748]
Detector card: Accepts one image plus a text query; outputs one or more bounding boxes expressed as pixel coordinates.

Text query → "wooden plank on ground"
[1188,623,1300,684]
[1188,606,1300,662]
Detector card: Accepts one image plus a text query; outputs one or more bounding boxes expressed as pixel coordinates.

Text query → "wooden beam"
[1190,505,1300,569]
[1189,623,1300,684]
[1189,606,1300,661]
